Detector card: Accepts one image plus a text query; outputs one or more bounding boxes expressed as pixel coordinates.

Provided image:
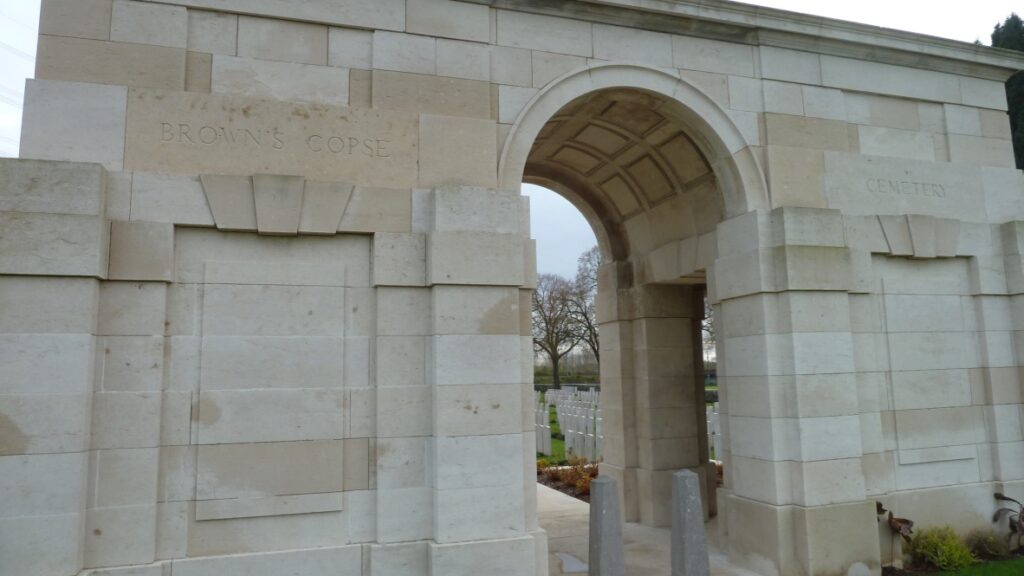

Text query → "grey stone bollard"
[672,469,710,576]
[588,476,625,576]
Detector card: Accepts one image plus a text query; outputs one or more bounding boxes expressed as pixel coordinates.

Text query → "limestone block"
[347,386,373,435]
[429,536,534,576]
[160,391,191,446]
[499,85,539,124]
[907,214,937,258]
[328,27,372,69]
[376,336,426,387]
[20,79,127,171]
[131,172,214,226]
[435,484,525,541]
[883,294,962,333]
[0,277,98,334]
[0,514,82,576]
[673,35,754,77]
[437,39,490,82]
[377,287,431,336]
[858,126,935,161]
[36,35,185,90]
[343,437,370,490]
[187,10,237,55]
[196,389,344,443]
[799,86,845,122]
[980,109,1013,139]
[298,180,352,234]
[770,207,844,248]
[184,51,207,93]
[0,212,109,277]
[774,245,851,292]
[496,11,591,57]
[237,16,327,65]
[878,216,913,256]
[765,146,825,209]
[433,334,521,385]
[435,434,522,489]
[171,546,362,576]
[250,174,304,235]
[99,336,164,392]
[0,158,105,216]
[104,171,132,221]
[40,0,112,40]
[339,186,412,233]
[434,384,522,436]
[98,281,166,336]
[433,286,519,335]
[377,487,432,543]
[376,437,429,491]
[760,46,821,85]
[373,70,491,119]
[491,46,532,87]
[943,104,981,136]
[90,391,161,449]
[195,440,344,516]
[373,31,436,75]
[432,186,520,234]
[111,0,187,48]
[821,55,960,104]
[373,233,427,286]
[82,566,162,576]
[982,166,1024,223]
[150,0,405,30]
[728,75,763,113]
[936,219,960,257]
[212,55,349,106]
[345,490,376,544]
[376,386,432,437]
[765,114,848,151]
[407,0,490,43]
[370,541,429,576]
[531,50,587,88]
[0,452,87,517]
[108,220,174,281]
[949,134,1016,168]
[428,231,524,286]
[91,448,158,508]
[199,336,343,390]
[845,93,920,131]
[419,115,498,188]
[961,76,1009,110]
[200,174,255,231]
[593,23,672,66]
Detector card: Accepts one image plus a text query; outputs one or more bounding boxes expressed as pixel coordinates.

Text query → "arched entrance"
[506,61,767,556]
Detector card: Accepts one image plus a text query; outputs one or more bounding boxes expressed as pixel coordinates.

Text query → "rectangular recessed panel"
[600,175,640,216]
[627,156,673,203]
[551,146,600,174]
[658,133,709,183]
[574,124,628,156]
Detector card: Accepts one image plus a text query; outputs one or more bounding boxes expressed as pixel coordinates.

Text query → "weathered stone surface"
[36,35,186,90]
[589,476,625,576]
[111,0,187,49]
[125,89,418,187]
[253,174,304,235]
[237,16,327,66]
[212,55,349,106]
[671,470,709,576]
[108,220,174,281]
[20,79,127,171]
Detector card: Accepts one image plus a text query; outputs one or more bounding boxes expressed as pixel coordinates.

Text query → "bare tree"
[569,246,601,363]
[532,273,581,388]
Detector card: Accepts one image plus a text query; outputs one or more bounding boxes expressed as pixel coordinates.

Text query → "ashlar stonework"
[4,1,1024,575]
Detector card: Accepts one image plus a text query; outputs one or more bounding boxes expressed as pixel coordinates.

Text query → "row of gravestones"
[535,388,603,461]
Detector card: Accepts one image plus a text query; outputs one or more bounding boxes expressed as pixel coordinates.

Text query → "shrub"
[536,458,551,470]
[704,389,719,404]
[908,526,975,571]
[966,529,1012,559]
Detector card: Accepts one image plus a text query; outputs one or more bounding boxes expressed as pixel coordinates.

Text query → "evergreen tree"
[991,13,1024,169]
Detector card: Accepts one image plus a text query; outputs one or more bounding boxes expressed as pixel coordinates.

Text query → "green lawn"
[538,405,568,465]
[940,558,1024,575]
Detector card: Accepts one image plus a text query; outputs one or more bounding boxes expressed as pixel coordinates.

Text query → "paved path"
[537,483,761,576]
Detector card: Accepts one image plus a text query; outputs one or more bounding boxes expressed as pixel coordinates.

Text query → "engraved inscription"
[125,89,419,187]
[866,178,947,199]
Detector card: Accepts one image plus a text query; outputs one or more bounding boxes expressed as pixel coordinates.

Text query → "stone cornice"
[466,0,1024,81]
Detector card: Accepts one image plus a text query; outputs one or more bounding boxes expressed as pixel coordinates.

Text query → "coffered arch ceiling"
[523,88,725,263]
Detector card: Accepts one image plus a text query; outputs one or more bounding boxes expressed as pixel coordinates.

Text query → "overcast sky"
[2,0,1021,276]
